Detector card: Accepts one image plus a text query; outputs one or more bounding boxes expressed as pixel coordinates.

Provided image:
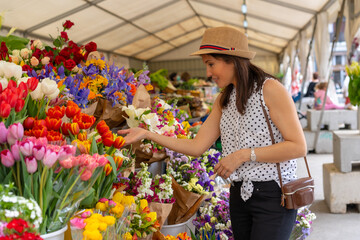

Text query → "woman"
[118,26,306,240]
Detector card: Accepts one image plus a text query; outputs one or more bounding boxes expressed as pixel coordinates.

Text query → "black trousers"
[229,181,297,240]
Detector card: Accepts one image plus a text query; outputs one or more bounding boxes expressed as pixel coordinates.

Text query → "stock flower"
[7,123,24,145]
[25,156,38,173]
[95,120,109,135]
[42,148,58,167]
[33,144,46,160]
[65,100,81,118]
[1,149,15,167]
[45,117,62,131]
[0,122,8,143]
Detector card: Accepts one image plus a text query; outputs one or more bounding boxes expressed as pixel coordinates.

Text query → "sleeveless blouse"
[220,79,297,201]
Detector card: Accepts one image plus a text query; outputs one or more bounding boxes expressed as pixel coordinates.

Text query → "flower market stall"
[0,18,318,240]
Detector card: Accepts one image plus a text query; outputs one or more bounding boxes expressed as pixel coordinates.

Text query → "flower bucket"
[160,214,195,237]
[41,225,68,240]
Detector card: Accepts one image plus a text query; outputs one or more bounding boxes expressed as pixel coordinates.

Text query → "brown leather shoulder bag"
[260,97,315,209]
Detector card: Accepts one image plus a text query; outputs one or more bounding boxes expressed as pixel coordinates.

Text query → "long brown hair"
[210,54,276,115]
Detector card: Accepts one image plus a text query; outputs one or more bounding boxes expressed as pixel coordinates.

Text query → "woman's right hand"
[117,127,148,145]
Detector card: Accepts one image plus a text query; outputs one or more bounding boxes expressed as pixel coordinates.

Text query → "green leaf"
[79,188,95,207]
[53,38,61,48]
[90,137,98,155]
[0,35,29,50]
[106,155,117,176]
[5,108,16,127]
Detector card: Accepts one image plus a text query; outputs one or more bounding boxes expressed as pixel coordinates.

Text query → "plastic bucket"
[40,225,68,240]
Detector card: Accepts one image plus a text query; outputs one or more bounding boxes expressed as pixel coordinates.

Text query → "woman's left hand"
[214,151,245,179]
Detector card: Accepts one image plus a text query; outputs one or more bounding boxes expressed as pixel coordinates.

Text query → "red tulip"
[33,125,47,138]
[7,80,17,89]
[0,83,2,93]
[34,119,46,128]
[61,122,71,136]
[0,101,11,118]
[45,117,62,131]
[113,136,125,149]
[18,82,28,99]
[47,106,65,119]
[70,122,80,135]
[27,77,39,91]
[46,130,63,142]
[65,101,80,118]
[96,120,110,135]
[15,99,25,112]
[24,117,35,129]
[101,131,114,147]
[74,113,95,130]
[8,92,18,108]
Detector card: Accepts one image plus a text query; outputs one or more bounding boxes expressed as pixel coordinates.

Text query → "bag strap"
[259,95,312,205]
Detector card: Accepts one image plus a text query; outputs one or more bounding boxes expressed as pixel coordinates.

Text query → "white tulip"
[46,88,60,100]
[30,82,44,100]
[3,62,22,80]
[0,61,6,77]
[0,77,8,89]
[41,78,58,95]
[18,77,30,86]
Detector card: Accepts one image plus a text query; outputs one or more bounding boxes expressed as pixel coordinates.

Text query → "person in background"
[304,72,319,97]
[181,72,191,82]
[313,82,344,110]
[118,26,306,240]
[169,72,182,87]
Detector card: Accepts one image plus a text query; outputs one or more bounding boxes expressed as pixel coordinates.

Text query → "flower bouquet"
[0,183,43,240]
[166,149,221,224]
[125,162,175,229]
[192,191,233,240]
[122,96,191,167]
[289,207,316,240]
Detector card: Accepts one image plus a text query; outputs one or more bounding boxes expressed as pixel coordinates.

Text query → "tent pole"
[313,0,346,152]
[298,17,318,110]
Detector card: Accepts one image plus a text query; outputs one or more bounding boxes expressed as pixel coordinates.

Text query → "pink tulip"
[70,218,86,229]
[80,168,92,181]
[7,123,24,145]
[59,157,73,169]
[86,160,99,172]
[10,141,21,161]
[58,145,76,161]
[33,145,46,161]
[42,149,58,168]
[19,139,34,157]
[25,156,37,173]
[0,122,8,144]
[1,149,15,167]
[93,153,108,167]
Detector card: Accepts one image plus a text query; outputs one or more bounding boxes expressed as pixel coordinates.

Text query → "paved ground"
[297,154,360,240]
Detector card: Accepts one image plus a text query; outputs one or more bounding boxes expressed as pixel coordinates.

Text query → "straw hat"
[190,26,256,60]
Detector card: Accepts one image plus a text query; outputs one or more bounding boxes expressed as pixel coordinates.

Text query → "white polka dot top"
[220,79,297,201]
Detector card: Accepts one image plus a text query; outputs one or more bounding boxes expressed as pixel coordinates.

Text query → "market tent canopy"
[1,0,340,61]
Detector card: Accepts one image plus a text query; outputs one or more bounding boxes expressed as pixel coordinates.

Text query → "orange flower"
[47,106,65,119]
[113,156,123,169]
[78,131,87,141]
[73,113,95,129]
[113,136,125,149]
[127,83,136,96]
[101,131,114,147]
[70,122,80,135]
[33,125,47,138]
[61,122,71,136]
[96,120,110,135]
[65,101,81,118]
[47,130,63,141]
[104,163,112,176]
[145,84,153,91]
[45,117,62,131]
[71,139,91,154]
